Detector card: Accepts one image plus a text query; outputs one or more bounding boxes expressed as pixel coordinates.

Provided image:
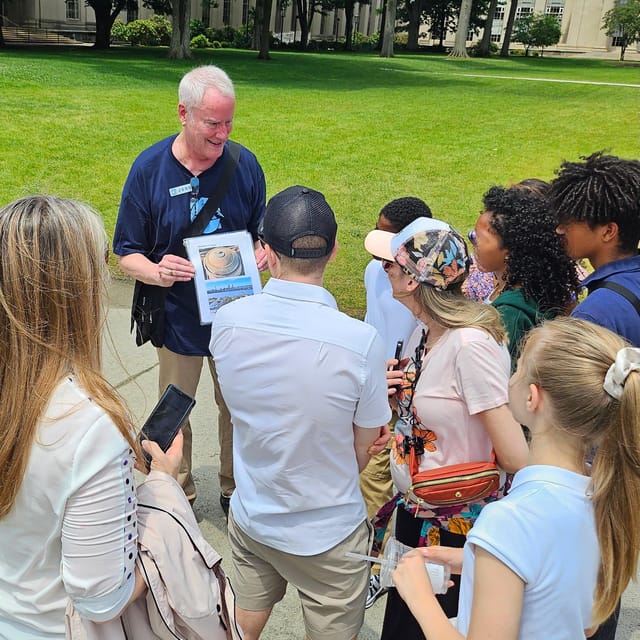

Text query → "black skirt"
[380,505,466,640]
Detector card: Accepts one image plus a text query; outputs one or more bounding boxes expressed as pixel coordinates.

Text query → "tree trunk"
[377,0,387,50]
[477,0,498,56]
[500,0,518,57]
[257,0,274,58]
[449,0,471,57]
[89,0,124,49]
[295,0,310,48]
[379,0,396,57]
[169,0,191,59]
[407,0,424,50]
[344,0,354,50]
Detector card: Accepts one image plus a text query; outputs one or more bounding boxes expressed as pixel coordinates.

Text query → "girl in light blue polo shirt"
[391,317,640,640]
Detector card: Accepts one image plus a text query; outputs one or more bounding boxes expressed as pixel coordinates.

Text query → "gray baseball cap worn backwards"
[259,185,337,258]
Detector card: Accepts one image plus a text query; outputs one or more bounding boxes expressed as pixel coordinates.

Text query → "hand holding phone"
[139,384,195,471]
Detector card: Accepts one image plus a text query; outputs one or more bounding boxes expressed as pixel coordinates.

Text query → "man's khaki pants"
[157,347,234,503]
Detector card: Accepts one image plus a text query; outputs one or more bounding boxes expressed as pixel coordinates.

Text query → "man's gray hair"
[178,65,235,112]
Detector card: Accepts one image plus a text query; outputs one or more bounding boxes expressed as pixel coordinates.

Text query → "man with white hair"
[114,65,266,511]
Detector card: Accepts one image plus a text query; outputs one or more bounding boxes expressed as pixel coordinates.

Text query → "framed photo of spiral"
[183,230,261,325]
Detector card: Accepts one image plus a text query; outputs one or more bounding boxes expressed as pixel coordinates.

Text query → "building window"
[223,0,231,25]
[515,6,533,21]
[545,3,564,23]
[467,29,474,41]
[242,0,249,24]
[127,1,138,22]
[493,5,505,21]
[66,0,79,20]
[612,35,625,46]
[490,33,502,42]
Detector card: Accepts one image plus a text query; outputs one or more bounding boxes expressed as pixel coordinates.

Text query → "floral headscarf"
[394,224,469,290]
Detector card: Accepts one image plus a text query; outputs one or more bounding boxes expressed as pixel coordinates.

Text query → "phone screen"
[139,384,196,469]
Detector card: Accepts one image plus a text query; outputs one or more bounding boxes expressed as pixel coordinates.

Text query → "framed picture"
[183,230,261,325]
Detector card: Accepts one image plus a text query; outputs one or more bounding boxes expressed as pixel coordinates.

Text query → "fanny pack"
[404,438,500,508]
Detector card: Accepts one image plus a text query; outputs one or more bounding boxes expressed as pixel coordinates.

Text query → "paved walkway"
[106,278,639,639]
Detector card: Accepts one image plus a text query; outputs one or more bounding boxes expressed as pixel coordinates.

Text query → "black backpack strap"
[187,141,242,238]
[589,279,640,318]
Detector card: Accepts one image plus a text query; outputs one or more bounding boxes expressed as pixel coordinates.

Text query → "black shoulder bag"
[130,142,241,348]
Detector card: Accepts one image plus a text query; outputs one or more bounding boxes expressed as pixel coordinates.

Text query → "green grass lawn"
[1,46,638,315]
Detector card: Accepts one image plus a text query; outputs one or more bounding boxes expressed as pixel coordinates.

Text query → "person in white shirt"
[211,185,391,640]
[362,196,431,609]
[392,317,640,640]
[0,195,181,640]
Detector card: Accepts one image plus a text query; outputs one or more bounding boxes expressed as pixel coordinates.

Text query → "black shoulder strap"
[187,141,241,238]
[589,279,640,318]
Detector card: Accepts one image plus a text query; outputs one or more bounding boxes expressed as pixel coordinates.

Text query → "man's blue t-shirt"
[571,255,640,347]
[113,135,266,355]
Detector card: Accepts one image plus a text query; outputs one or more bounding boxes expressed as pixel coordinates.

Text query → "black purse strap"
[186,140,242,239]
[589,279,640,318]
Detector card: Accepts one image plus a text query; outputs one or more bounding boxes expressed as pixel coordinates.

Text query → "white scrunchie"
[603,347,640,400]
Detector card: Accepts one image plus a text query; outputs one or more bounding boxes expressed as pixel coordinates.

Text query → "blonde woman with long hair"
[393,317,640,639]
[0,196,181,639]
[365,217,528,639]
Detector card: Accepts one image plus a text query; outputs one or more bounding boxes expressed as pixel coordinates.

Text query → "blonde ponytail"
[519,317,640,626]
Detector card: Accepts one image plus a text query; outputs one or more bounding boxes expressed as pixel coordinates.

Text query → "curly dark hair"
[380,197,432,232]
[483,185,580,314]
[548,151,640,253]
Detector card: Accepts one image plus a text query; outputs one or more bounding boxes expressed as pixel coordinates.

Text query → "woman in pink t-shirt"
[365,217,528,639]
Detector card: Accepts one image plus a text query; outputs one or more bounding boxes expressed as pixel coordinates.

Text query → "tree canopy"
[602,0,640,61]
[513,12,561,56]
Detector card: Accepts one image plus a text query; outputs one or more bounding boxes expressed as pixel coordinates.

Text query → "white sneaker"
[365,574,387,609]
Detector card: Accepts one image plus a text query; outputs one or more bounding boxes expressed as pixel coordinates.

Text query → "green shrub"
[469,40,499,56]
[208,26,237,44]
[148,15,172,46]
[126,19,158,46]
[110,19,129,42]
[394,32,408,48]
[125,16,171,46]
[350,31,368,50]
[232,28,252,49]
[190,33,211,48]
[190,18,208,38]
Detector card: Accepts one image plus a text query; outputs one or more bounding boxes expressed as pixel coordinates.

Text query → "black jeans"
[380,506,466,640]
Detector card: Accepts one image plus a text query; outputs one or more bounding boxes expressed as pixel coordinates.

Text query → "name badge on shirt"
[169,183,192,197]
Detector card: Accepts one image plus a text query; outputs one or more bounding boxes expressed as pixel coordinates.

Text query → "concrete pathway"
[106,278,639,639]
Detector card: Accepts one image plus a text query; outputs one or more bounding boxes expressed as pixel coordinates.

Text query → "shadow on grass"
[1,44,633,95]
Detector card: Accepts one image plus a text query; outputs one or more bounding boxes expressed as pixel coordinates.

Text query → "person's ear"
[601,222,619,244]
[527,383,541,413]
[264,243,279,269]
[406,277,420,293]
[178,103,188,126]
[328,241,339,262]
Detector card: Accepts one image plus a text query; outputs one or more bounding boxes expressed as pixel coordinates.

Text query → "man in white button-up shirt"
[211,186,391,640]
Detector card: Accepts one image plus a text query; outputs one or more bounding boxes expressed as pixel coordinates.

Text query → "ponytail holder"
[603,347,640,400]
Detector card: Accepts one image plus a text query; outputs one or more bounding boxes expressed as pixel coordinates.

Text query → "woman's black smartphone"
[393,340,404,368]
[139,384,196,470]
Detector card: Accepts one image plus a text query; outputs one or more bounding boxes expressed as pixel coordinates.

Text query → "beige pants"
[157,347,234,502]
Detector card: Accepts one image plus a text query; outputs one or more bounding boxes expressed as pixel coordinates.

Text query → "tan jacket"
[65,472,243,640]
